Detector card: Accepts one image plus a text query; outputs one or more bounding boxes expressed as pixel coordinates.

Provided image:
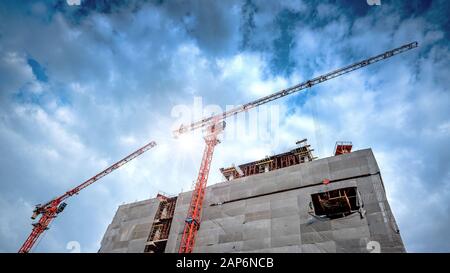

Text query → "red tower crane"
[19,140,157,253]
[178,120,226,253]
[176,42,418,253]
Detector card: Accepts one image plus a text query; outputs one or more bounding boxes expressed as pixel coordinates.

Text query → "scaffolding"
[144,193,177,253]
[311,187,360,219]
[334,141,353,156]
[220,139,315,181]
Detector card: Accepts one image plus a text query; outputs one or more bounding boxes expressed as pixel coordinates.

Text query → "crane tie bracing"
[18,141,157,253]
[176,42,418,253]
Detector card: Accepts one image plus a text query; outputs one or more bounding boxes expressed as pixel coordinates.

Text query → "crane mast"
[178,120,225,253]
[176,41,418,253]
[19,140,157,253]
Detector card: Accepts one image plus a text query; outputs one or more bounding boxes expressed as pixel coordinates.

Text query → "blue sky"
[0,0,449,252]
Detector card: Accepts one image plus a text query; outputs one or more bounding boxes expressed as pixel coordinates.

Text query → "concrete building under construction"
[98,141,405,253]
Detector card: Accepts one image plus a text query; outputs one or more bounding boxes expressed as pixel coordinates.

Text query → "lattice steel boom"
[19,140,157,253]
[173,41,418,137]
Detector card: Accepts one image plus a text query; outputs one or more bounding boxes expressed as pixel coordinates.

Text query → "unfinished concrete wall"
[99,198,160,253]
[165,149,405,253]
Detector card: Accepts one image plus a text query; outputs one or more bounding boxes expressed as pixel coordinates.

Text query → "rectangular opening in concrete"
[311,187,359,219]
[144,195,177,253]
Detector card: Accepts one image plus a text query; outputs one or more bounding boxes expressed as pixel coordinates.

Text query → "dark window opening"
[144,196,177,253]
[311,187,360,219]
[144,240,167,253]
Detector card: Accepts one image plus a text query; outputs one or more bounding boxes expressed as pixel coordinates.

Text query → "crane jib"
[174,41,418,135]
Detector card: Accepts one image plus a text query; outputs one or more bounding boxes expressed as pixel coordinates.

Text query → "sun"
[175,133,202,153]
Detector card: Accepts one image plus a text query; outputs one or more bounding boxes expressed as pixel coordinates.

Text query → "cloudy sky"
[0,0,449,253]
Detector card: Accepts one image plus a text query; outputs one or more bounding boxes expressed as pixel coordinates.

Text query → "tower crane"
[19,140,157,253]
[176,41,418,253]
